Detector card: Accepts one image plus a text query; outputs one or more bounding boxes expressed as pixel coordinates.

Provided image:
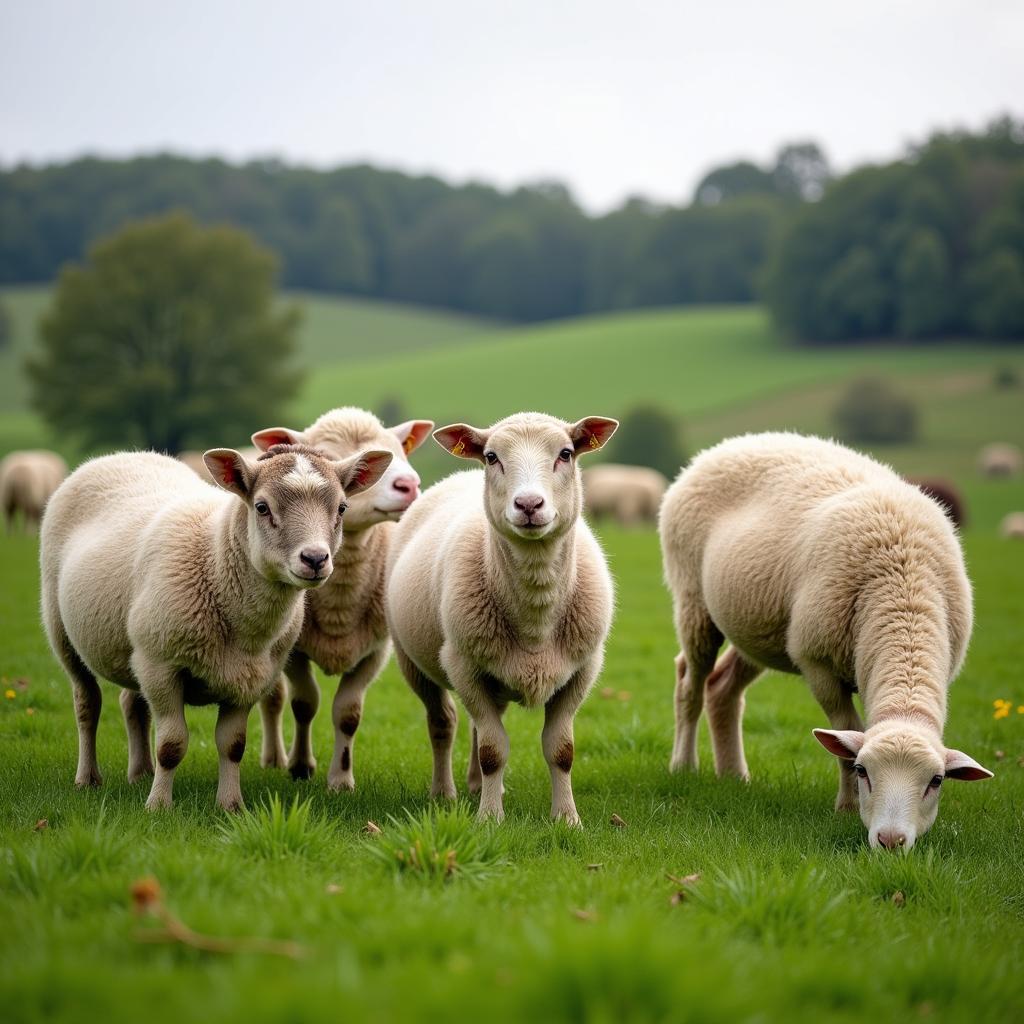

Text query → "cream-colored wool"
[39,443,392,811]
[1,450,67,532]
[385,412,618,824]
[583,464,668,526]
[250,407,434,790]
[659,432,991,849]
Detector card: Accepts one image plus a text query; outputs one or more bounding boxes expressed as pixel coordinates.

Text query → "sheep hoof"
[218,798,245,814]
[261,749,288,770]
[288,760,316,781]
[75,769,103,788]
[144,794,172,812]
[553,809,582,828]
[327,773,355,793]
[477,805,505,824]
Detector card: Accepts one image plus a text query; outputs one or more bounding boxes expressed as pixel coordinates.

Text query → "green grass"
[2,495,1023,1023]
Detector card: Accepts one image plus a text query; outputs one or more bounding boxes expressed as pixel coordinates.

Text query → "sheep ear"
[434,424,488,461]
[570,416,618,456]
[391,420,435,456]
[944,749,994,781]
[204,449,256,499]
[251,426,304,451]
[335,449,393,496]
[813,728,865,760]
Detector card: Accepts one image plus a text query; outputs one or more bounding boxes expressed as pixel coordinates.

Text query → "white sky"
[1,0,1022,211]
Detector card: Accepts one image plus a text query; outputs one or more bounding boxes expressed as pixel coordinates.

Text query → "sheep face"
[251,414,434,531]
[814,724,992,849]
[204,445,393,587]
[434,413,618,542]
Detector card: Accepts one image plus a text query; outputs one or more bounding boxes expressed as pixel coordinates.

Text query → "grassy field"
[2,287,1023,1021]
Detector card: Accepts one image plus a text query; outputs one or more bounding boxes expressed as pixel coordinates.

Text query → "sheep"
[659,432,992,850]
[385,412,618,824]
[1,450,67,532]
[582,464,668,526]
[978,442,1022,478]
[39,443,392,811]
[907,477,966,530]
[250,408,434,789]
[1000,512,1024,539]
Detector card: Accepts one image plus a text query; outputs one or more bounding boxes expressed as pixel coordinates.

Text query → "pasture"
[1,287,1023,1022]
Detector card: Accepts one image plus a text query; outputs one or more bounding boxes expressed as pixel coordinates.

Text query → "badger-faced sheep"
[1,450,67,532]
[979,442,1022,478]
[250,408,434,790]
[659,432,991,849]
[386,412,618,824]
[583,464,668,526]
[39,443,392,811]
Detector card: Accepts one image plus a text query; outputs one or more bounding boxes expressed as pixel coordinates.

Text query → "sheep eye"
[558,447,573,462]
[853,763,868,779]
[928,774,944,791]
[255,501,270,516]
[338,503,348,517]
[484,452,499,466]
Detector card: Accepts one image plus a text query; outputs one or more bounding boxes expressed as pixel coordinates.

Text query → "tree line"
[2,116,1022,340]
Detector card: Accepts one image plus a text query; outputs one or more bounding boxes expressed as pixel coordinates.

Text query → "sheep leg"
[139,663,188,811]
[395,639,458,799]
[467,725,482,794]
[258,676,287,769]
[119,689,154,783]
[327,644,389,792]
[449,673,509,821]
[214,702,251,812]
[284,650,321,780]
[704,647,763,779]
[66,649,104,788]
[542,658,599,827]
[803,664,865,812]
[670,607,723,772]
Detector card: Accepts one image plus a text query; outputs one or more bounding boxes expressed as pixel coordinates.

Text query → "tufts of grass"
[367,802,509,883]
[216,794,338,862]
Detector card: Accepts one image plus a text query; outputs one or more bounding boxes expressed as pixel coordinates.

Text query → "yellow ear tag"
[452,438,466,456]
[403,435,416,455]
[589,434,600,450]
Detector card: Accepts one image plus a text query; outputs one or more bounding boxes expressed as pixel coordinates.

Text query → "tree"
[693,161,776,206]
[773,143,831,201]
[27,213,302,454]
[610,405,686,477]
[967,248,1024,337]
[896,229,954,338]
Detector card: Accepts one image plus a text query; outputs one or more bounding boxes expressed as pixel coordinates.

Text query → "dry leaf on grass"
[586,863,603,872]
[610,813,627,828]
[571,908,598,923]
[599,687,616,699]
[325,883,344,895]
[667,871,701,905]
[33,819,48,832]
[362,820,382,836]
[891,891,906,908]
[994,750,1006,761]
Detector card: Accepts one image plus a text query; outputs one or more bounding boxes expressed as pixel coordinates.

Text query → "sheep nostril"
[514,493,545,513]
[299,548,329,572]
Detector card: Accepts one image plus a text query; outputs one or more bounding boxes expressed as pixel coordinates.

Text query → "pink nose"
[877,829,907,850]
[391,475,419,501]
[514,492,545,514]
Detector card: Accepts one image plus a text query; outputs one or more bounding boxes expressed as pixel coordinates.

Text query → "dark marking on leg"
[264,683,284,715]
[157,739,184,770]
[339,710,361,736]
[478,743,501,776]
[227,736,246,763]
[291,698,315,725]
[340,747,351,772]
[553,741,574,773]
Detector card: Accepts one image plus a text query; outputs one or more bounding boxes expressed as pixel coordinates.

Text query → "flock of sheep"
[2,414,1017,848]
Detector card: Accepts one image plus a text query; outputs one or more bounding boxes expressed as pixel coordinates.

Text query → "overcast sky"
[2,0,1022,211]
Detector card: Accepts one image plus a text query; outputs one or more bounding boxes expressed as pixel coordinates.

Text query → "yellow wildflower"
[4,689,15,700]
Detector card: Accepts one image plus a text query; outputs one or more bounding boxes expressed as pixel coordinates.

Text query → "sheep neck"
[854,565,949,736]
[485,528,576,648]
[211,500,299,646]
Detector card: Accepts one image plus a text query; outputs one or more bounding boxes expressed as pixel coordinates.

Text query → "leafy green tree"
[833,377,917,445]
[818,246,890,340]
[610,405,686,478]
[773,142,831,200]
[694,161,777,206]
[967,248,1024,337]
[27,213,302,454]
[896,229,954,338]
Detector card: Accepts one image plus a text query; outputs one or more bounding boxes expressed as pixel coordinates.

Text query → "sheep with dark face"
[386,412,617,824]
[659,433,991,850]
[39,443,391,811]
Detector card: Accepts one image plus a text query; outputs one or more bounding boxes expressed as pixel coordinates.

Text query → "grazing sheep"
[1,450,67,532]
[39,443,392,811]
[582,464,668,526]
[1001,512,1024,539]
[907,478,966,531]
[251,408,434,789]
[978,442,1022,478]
[659,432,991,850]
[386,412,618,824]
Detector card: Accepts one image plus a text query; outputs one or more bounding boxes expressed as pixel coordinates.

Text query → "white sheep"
[1,449,67,532]
[1000,512,1024,539]
[978,442,1022,478]
[39,443,392,810]
[250,407,434,789]
[659,432,991,849]
[583,463,668,526]
[386,412,618,824]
